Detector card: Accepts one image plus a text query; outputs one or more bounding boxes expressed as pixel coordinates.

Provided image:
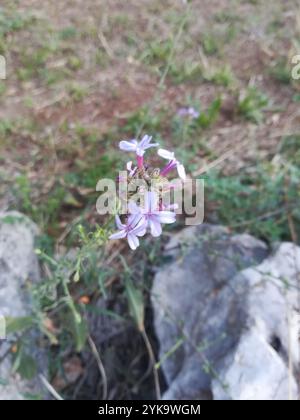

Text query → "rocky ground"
[1,215,299,400]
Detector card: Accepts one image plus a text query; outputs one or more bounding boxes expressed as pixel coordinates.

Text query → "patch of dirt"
[35,71,158,131]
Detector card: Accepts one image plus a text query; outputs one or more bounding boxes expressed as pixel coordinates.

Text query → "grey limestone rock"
[0,212,47,400]
[152,224,299,400]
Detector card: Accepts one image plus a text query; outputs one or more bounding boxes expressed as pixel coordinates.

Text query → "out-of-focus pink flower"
[177,106,200,119]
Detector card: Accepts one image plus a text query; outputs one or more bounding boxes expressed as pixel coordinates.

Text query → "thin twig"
[141,329,161,400]
[192,149,236,177]
[88,335,108,400]
[39,374,64,401]
[98,30,114,59]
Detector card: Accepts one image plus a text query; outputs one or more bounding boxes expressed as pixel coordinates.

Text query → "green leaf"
[74,317,88,352]
[64,310,88,352]
[155,337,185,369]
[125,277,144,332]
[12,345,37,379]
[16,354,37,380]
[5,316,34,335]
[197,97,221,128]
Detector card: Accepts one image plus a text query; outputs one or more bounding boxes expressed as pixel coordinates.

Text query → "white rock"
[152,225,299,400]
[0,212,45,400]
[212,330,298,400]
[0,212,40,317]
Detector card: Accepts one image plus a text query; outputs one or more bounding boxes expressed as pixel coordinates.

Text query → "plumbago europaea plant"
[11,135,186,388]
[109,135,186,250]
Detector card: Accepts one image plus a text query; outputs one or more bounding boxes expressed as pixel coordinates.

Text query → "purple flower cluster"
[109,135,186,250]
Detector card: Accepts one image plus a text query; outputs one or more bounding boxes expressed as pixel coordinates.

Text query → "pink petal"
[166,203,179,211]
[147,191,159,212]
[127,213,142,228]
[177,163,186,180]
[157,211,176,224]
[127,233,139,250]
[115,215,125,230]
[109,230,127,240]
[128,201,141,215]
[139,135,152,148]
[133,220,147,237]
[142,191,151,213]
[142,192,161,216]
[149,219,162,237]
[158,148,175,161]
[119,140,138,152]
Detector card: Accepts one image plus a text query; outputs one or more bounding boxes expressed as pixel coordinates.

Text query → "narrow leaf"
[125,277,144,332]
[5,316,34,335]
